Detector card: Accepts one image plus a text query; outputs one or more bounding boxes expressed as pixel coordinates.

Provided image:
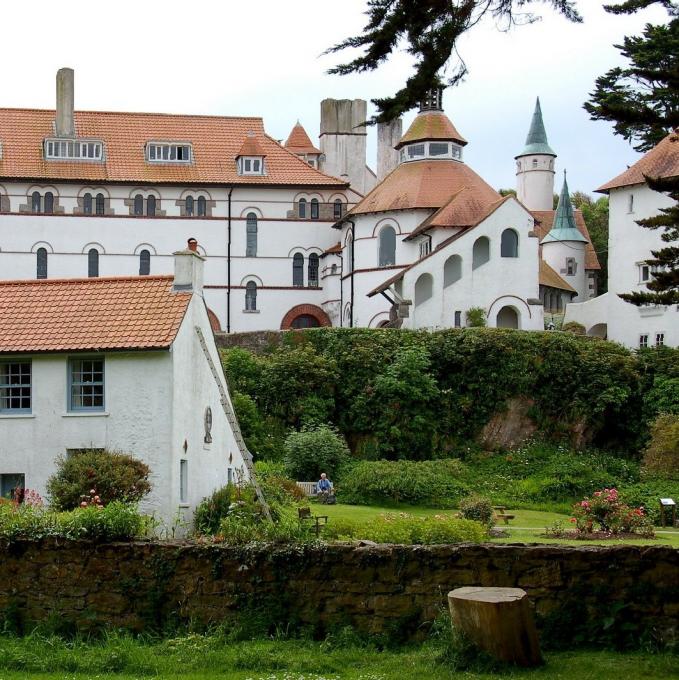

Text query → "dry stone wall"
[0,541,677,644]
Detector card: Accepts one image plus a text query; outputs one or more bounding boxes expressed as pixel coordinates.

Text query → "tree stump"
[447,587,543,667]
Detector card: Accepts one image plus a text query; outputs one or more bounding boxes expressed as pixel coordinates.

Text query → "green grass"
[312,502,679,547]
[0,634,676,679]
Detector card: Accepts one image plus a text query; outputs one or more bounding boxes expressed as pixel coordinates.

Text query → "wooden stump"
[448,587,543,667]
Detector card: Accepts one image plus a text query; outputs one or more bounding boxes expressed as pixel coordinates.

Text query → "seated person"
[317,473,333,498]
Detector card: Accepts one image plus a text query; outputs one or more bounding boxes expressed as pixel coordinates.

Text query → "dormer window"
[146,142,192,163]
[45,138,103,161]
[238,156,265,176]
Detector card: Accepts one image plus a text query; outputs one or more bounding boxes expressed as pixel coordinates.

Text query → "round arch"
[280,304,331,330]
[30,240,54,254]
[368,311,390,328]
[588,323,607,339]
[206,308,222,332]
[81,241,105,254]
[496,305,520,329]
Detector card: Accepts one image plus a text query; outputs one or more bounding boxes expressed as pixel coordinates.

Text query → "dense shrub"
[194,484,236,535]
[642,414,679,479]
[283,424,350,481]
[571,488,653,536]
[620,479,679,524]
[47,449,151,511]
[323,512,485,544]
[561,321,586,335]
[339,459,467,507]
[465,308,486,327]
[458,494,495,527]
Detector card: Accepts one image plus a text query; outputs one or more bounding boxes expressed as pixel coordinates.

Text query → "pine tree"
[325,0,582,123]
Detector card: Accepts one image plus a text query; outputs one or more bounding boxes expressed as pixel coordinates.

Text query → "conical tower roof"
[541,173,588,244]
[284,121,321,154]
[516,98,556,158]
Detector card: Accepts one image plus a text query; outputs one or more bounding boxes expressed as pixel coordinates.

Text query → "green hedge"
[222,328,679,461]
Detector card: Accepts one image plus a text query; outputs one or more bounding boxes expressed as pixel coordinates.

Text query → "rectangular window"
[146,143,192,164]
[429,142,450,156]
[628,194,634,213]
[227,467,233,485]
[419,240,431,258]
[0,362,31,413]
[639,334,649,349]
[639,264,650,282]
[454,311,462,328]
[69,358,104,411]
[180,459,188,503]
[407,143,425,159]
[0,473,25,500]
[656,333,665,347]
[566,258,576,276]
[44,138,103,161]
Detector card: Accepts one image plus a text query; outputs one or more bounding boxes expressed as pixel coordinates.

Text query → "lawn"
[0,635,676,680]
[313,502,679,547]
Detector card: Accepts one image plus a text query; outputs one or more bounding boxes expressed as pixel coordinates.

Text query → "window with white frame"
[639,334,649,349]
[0,361,31,413]
[45,139,104,161]
[419,238,431,258]
[639,263,650,283]
[69,358,104,411]
[656,332,665,347]
[245,281,257,311]
[146,143,192,163]
[238,156,265,175]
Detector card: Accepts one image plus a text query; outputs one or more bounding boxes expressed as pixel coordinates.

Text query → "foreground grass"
[315,503,679,547]
[0,634,676,680]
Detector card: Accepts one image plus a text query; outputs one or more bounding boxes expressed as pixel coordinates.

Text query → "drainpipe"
[347,220,355,328]
[338,249,344,328]
[226,187,233,333]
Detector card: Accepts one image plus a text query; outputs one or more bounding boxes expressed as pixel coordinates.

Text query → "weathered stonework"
[215,330,284,353]
[0,541,676,644]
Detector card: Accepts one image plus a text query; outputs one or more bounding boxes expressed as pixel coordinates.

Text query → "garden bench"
[296,481,318,496]
[493,506,515,525]
[298,507,328,536]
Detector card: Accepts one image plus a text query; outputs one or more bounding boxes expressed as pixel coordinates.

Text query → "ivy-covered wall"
[0,541,677,647]
[217,328,679,458]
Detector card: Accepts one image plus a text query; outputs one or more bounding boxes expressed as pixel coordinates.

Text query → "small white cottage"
[0,240,248,523]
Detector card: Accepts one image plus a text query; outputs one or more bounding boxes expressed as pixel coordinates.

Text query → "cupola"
[395,87,467,163]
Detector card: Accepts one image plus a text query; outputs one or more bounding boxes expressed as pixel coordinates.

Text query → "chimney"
[173,238,205,295]
[377,118,402,181]
[56,67,75,138]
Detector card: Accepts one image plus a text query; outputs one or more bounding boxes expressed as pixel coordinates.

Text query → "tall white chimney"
[173,238,205,295]
[377,118,402,181]
[56,67,75,138]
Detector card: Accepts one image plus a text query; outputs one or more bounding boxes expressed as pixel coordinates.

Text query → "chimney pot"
[55,67,75,138]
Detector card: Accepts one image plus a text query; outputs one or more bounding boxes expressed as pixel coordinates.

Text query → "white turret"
[515,98,556,211]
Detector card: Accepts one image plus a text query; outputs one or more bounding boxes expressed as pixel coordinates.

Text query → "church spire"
[541,172,587,244]
[517,97,556,158]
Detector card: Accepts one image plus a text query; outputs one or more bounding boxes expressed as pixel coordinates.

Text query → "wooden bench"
[298,507,328,536]
[296,481,318,497]
[493,506,515,525]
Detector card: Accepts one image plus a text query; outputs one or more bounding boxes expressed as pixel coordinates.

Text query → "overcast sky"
[0,1,669,194]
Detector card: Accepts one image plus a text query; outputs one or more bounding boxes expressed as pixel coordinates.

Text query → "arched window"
[472,236,490,269]
[139,249,151,276]
[146,195,156,217]
[333,199,343,220]
[31,192,41,213]
[83,193,93,215]
[291,314,320,329]
[443,254,462,287]
[88,248,99,278]
[185,195,194,217]
[36,248,47,279]
[246,212,258,257]
[44,192,54,214]
[414,273,433,306]
[245,281,257,311]
[95,193,105,215]
[496,305,519,329]
[310,198,319,220]
[378,226,396,267]
[308,253,319,287]
[292,253,304,286]
[346,233,354,273]
[134,194,144,216]
[298,198,307,218]
[197,196,206,217]
[501,229,519,257]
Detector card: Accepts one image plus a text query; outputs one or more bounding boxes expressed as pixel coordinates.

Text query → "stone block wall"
[0,541,677,644]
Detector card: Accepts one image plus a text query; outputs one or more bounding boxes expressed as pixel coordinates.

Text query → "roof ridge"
[0,274,174,286]
[0,107,265,122]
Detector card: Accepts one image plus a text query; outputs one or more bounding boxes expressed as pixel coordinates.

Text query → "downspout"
[226,187,233,333]
[347,219,355,328]
[338,249,344,328]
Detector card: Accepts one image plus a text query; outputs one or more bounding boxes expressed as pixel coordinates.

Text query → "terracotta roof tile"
[396,111,467,149]
[0,108,344,186]
[597,131,679,192]
[0,275,191,353]
[532,210,601,270]
[236,133,267,157]
[284,122,321,155]
[323,242,342,255]
[539,260,577,293]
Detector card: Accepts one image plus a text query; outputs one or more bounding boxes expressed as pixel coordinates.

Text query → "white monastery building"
[565,131,679,348]
[0,242,250,523]
[0,69,599,333]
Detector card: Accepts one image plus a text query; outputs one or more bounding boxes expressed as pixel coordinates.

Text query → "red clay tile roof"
[0,275,191,353]
[323,242,342,255]
[348,160,500,217]
[0,108,345,186]
[532,210,601,270]
[396,111,467,149]
[285,122,321,155]
[597,131,679,192]
[539,260,577,293]
[236,134,267,157]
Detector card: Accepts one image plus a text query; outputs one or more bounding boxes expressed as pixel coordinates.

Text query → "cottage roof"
[236,133,268,157]
[539,260,577,293]
[0,108,345,186]
[531,209,600,270]
[596,130,679,192]
[0,275,191,353]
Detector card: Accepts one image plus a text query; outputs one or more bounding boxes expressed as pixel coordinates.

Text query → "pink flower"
[569,518,577,523]
[581,501,590,508]
[80,501,88,508]
[90,489,96,495]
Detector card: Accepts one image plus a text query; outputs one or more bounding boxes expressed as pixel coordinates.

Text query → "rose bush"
[571,488,653,537]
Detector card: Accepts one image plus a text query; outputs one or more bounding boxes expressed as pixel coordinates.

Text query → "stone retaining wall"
[214,330,283,354]
[0,541,677,644]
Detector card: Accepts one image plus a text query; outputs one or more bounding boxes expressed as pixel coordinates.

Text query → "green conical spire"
[516,97,556,158]
[541,172,588,244]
